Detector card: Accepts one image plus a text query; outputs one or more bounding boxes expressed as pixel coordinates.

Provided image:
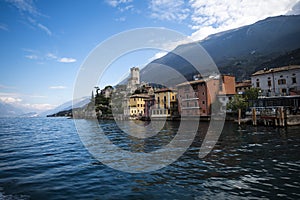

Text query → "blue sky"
[0,0,299,112]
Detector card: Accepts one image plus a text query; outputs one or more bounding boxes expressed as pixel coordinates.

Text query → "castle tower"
[127,67,140,93]
[130,67,140,85]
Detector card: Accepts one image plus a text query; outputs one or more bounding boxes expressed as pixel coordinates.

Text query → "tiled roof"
[154,88,177,93]
[252,65,300,76]
[235,80,251,88]
[129,94,150,98]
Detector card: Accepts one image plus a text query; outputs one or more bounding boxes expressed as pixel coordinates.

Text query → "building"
[235,80,252,94]
[129,94,149,117]
[144,95,155,118]
[151,88,178,118]
[177,75,236,117]
[177,78,219,117]
[251,65,300,97]
[218,75,236,113]
[127,67,140,93]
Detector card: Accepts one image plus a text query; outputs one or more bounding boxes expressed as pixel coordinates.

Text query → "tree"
[244,88,259,100]
[227,94,248,112]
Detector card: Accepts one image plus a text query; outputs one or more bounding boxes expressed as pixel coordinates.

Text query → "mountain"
[39,97,90,117]
[18,112,39,118]
[142,15,300,82]
[0,101,24,117]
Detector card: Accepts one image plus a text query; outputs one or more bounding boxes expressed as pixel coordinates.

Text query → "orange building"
[177,75,236,117]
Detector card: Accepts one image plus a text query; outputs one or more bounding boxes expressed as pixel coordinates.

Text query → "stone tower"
[127,67,140,93]
[130,67,140,85]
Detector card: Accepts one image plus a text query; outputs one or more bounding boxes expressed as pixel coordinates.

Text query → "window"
[186,94,189,99]
[256,82,260,87]
[187,102,190,107]
[194,102,197,107]
[137,104,139,107]
[164,110,166,114]
[292,77,297,84]
[203,110,206,113]
[172,95,175,100]
[202,101,205,105]
[268,80,272,87]
[282,88,287,94]
[164,96,166,102]
[278,79,286,85]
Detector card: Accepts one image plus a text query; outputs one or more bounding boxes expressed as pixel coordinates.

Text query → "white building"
[251,65,300,96]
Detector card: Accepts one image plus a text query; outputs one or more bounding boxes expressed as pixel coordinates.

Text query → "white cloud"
[115,17,126,22]
[0,92,55,111]
[106,0,133,7]
[23,50,76,64]
[148,51,168,62]
[22,103,56,111]
[0,96,22,103]
[5,0,41,16]
[0,23,8,31]
[46,53,58,59]
[49,86,67,90]
[58,57,77,63]
[149,0,190,21]
[37,23,52,36]
[25,54,38,60]
[188,0,299,40]
[6,0,52,36]
[27,17,52,36]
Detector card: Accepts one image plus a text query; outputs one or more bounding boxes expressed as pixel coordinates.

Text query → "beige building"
[236,80,252,94]
[129,94,149,117]
[151,88,178,118]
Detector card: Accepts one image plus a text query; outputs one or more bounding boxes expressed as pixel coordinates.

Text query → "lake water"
[0,117,299,199]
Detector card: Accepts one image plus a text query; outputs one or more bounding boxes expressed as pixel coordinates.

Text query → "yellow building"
[129,94,149,117]
[151,88,178,118]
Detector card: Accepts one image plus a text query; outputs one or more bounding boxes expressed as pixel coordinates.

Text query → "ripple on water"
[0,119,299,199]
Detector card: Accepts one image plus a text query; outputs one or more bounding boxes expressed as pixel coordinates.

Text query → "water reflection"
[0,118,299,199]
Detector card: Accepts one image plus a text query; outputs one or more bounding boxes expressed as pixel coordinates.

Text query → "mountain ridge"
[142,15,300,82]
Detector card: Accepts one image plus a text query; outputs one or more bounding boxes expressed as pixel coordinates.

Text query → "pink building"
[177,75,236,117]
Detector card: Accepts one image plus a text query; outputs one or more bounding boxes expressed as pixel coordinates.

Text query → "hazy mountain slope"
[39,97,90,117]
[143,15,300,82]
[0,101,24,117]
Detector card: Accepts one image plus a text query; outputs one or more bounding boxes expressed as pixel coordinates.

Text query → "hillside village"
[68,65,300,124]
